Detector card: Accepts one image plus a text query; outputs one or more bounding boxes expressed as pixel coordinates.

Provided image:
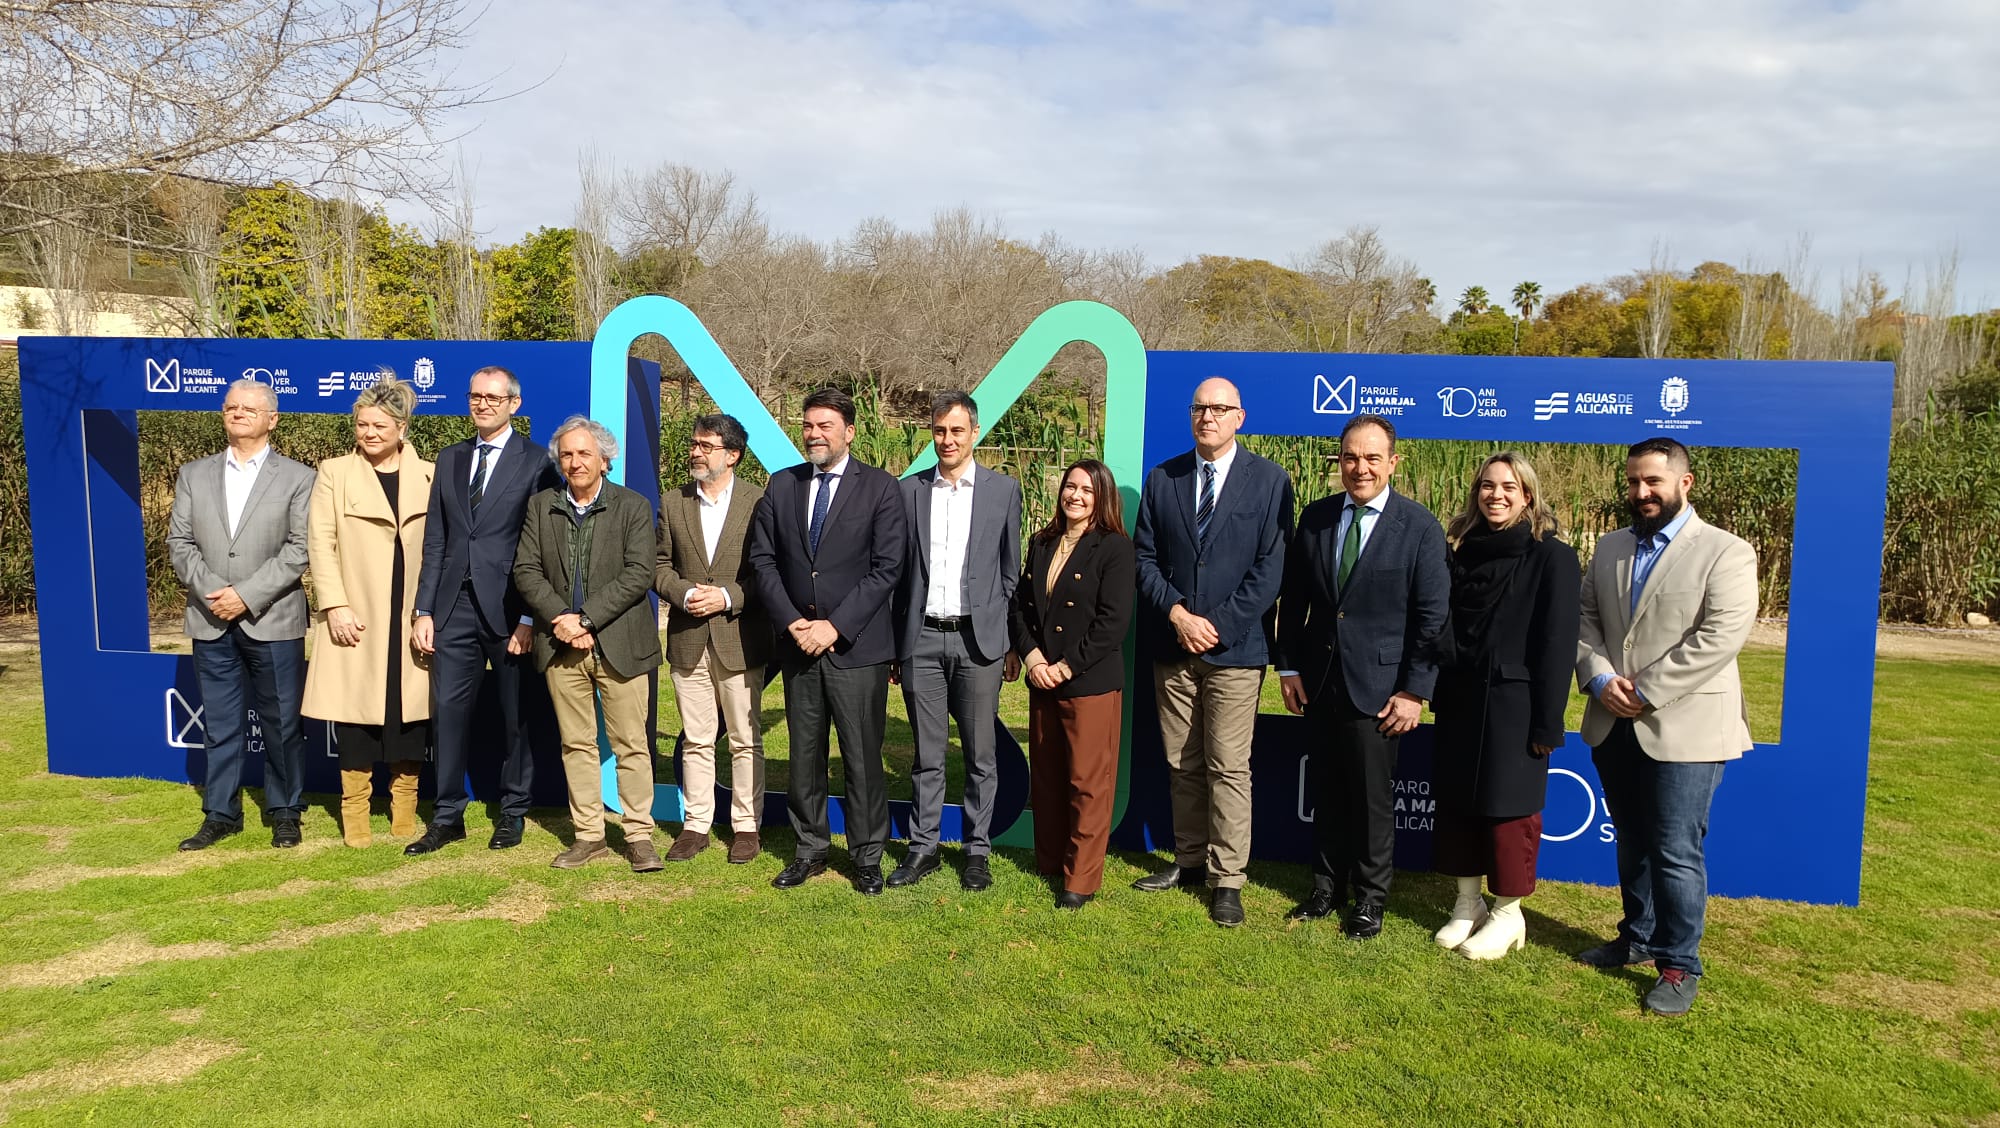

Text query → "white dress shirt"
[469,425,514,490]
[1336,489,1390,572]
[1192,441,1240,515]
[223,444,271,537]
[804,453,851,524]
[689,476,736,611]
[924,462,977,617]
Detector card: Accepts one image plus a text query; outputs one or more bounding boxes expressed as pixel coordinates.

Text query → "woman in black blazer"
[1011,459,1135,910]
[1431,451,1581,959]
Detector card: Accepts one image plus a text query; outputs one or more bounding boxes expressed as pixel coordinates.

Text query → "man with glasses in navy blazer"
[409,365,559,855]
[1132,376,1295,927]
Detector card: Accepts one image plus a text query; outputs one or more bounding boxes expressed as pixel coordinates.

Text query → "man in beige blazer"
[655,413,771,864]
[1575,436,1758,1017]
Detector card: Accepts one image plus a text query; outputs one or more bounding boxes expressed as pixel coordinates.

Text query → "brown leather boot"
[340,769,373,848]
[388,761,421,837]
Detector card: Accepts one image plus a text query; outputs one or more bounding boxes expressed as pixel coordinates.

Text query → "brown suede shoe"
[627,837,664,873]
[727,830,761,864]
[666,829,710,862]
[550,838,610,869]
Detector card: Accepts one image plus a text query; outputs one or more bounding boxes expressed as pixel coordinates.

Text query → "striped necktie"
[1195,461,1217,545]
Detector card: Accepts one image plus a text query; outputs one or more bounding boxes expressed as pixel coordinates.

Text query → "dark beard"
[1631,493,1685,538]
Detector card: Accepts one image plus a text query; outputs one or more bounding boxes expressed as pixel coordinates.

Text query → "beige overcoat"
[302,444,435,725]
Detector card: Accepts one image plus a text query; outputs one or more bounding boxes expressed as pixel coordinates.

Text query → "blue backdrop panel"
[1115,351,1892,905]
[20,338,596,803]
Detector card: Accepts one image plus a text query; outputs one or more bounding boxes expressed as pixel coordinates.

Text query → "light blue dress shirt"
[1588,505,1695,703]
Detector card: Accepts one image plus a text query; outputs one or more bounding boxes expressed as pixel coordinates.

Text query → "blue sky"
[423,0,2000,310]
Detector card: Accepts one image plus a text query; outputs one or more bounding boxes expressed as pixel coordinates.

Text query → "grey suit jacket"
[166,449,316,641]
[894,464,1022,664]
[1576,510,1758,762]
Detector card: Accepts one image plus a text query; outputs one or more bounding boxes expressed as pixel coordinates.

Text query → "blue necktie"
[1195,461,1217,545]
[809,471,837,555]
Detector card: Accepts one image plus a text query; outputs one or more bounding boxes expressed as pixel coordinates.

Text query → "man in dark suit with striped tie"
[1132,376,1295,927]
[410,365,559,854]
[745,387,907,895]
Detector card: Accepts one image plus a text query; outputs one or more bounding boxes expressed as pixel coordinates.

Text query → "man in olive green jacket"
[514,416,664,874]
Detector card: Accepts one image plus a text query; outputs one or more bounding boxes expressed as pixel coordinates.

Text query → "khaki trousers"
[669,646,766,833]
[546,648,655,842]
[1154,656,1264,889]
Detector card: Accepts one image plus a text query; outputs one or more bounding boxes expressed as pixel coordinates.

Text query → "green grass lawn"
[0,643,1993,1126]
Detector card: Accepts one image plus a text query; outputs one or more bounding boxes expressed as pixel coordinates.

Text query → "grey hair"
[226,377,278,412]
[549,415,618,465]
[470,365,522,398]
[931,389,978,430]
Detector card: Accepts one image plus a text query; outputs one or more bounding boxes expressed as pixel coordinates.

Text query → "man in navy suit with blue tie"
[746,387,907,895]
[409,365,560,854]
[1132,376,1294,927]
[1275,414,1450,938]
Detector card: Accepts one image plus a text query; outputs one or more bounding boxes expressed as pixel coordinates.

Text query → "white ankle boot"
[1460,895,1526,960]
[1434,877,1489,949]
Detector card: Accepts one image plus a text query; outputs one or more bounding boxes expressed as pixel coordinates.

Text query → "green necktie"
[1338,504,1365,590]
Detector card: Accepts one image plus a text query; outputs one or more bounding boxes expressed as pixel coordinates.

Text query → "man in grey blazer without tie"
[888,391,1023,892]
[165,378,317,850]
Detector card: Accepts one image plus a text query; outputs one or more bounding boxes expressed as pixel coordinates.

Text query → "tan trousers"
[547,649,655,842]
[669,646,766,833]
[1154,656,1264,889]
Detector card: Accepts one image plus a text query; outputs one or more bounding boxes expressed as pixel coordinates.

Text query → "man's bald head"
[1189,377,1246,459]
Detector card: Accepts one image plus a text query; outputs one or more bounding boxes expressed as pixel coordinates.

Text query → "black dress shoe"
[1057,890,1094,910]
[1343,901,1386,940]
[771,859,827,889]
[178,819,240,851]
[270,817,302,849]
[1209,887,1245,927]
[1131,864,1207,892]
[1576,939,1653,968]
[886,849,941,888]
[488,816,526,850]
[960,856,993,892]
[1289,891,1341,921]
[404,823,466,856]
[851,864,885,896]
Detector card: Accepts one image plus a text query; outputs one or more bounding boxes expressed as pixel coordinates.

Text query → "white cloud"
[421,0,2000,309]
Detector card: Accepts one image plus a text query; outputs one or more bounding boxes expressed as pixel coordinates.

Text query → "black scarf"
[1449,520,1535,669]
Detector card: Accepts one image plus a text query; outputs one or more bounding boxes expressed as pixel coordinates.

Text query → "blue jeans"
[191,629,307,825]
[1592,720,1725,977]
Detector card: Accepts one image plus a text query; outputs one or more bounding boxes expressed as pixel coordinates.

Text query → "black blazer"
[746,457,907,669]
[1431,533,1582,818]
[1273,488,1450,716]
[1132,447,1294,667]
[414,430,559,633]
[1010,530,1136,699]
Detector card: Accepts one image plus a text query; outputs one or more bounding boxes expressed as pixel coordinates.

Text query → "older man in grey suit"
[165,377,317,850]
[888,391,1023,892]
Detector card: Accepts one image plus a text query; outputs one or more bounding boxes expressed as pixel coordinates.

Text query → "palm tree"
[1510,280,1542,354]
[1414,277,1437,312]
[1457,286,1489,316]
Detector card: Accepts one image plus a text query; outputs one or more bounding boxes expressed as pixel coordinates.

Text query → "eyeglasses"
[1188,403,1240,419]
[688,439,728,454]
[221,404,270,416]
[467,393,516,407]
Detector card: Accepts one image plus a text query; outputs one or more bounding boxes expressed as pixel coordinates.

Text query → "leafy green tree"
[1521,284,1637,357]
[488,227,579,341]
[363,217,444,339]
[215,184,316,338]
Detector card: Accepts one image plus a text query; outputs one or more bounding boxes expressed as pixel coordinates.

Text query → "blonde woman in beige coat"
[303,376,436,846]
